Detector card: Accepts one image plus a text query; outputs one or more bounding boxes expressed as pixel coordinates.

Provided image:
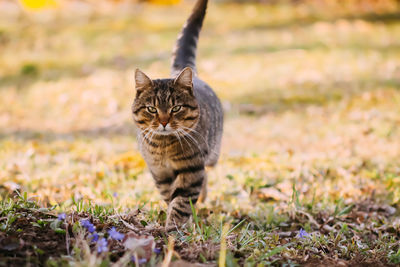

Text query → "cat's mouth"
[153,124,175,136]
[156,129,174,136]
[154,126,175,136]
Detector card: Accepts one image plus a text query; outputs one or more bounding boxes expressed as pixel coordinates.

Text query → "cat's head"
[132,67,200,135]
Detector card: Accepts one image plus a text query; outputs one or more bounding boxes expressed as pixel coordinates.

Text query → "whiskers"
[173,131,185,155]
[175,127,208,161]
[137,128,155,150]
[179,126,219,158]
[176,129,197,157]
[138,126,214,163]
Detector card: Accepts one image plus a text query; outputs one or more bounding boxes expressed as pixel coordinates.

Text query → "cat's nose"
[159,114,169,128]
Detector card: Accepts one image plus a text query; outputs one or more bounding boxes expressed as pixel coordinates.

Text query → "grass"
[1,0,400,266]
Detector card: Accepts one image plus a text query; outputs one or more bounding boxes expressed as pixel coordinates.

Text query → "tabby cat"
[132,0,223,229]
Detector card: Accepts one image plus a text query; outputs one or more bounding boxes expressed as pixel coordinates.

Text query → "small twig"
[133,252,139,267]
[120,218,139,233]
[161,236,175,267]
[296,210,320,228]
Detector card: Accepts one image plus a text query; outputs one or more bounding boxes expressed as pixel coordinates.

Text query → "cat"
[132,0,223,229]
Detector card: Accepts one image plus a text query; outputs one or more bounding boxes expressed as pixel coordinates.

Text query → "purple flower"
[97,238,108,253]
[80,219,96,233]
[58,213,66,221]
[131,256,147,264]
[298,228,309,239]
[113,192,118,197]
[90,232,99,243]
[80,219,91,228]
[139,258,147,264]
[87,224,95,233]
[153,247,161,254]
[108,227,124,241]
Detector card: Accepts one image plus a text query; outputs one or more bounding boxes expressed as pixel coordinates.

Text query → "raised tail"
[171,0,208,76]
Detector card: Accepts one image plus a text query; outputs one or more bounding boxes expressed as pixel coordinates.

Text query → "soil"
[0,205,398,266]
[0,209,68,266]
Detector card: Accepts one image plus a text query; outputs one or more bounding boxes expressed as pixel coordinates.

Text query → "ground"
[1,0,400,266]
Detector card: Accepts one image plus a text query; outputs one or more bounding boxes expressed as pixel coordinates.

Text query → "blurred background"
[1,0,400,210]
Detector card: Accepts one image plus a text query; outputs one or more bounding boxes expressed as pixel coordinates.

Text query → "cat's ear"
[135,69,153,94]
[174,67,193,90]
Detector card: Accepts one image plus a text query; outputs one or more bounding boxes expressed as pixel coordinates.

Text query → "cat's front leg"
[165,165,205,229]
[148,167,175,204]
[153,174,174,204]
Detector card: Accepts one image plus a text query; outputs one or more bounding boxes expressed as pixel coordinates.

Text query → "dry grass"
[1,0,400,266]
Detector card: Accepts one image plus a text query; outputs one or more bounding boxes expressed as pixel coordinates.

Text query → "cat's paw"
[165,212,191,231]
[165,221,178,232]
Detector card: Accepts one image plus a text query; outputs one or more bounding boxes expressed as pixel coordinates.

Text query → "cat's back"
[193,77,223,166]
[171,0,222,166]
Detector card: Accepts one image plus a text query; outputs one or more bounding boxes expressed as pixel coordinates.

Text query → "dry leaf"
[123,232,154,260]
[256,187,289,201]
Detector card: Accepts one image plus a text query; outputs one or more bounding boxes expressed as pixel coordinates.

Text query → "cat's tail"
[171,0,208,76]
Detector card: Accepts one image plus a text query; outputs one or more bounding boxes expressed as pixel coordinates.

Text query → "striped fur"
[132,0,223,229]
[171,0,208,76]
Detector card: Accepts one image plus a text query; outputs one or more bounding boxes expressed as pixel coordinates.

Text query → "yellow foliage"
[111,151,146,170]
[19,0,58,10]
[148,0,181,5]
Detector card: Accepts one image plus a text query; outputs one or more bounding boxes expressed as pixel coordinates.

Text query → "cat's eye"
[171,106,182,113]
[147,106,157,113]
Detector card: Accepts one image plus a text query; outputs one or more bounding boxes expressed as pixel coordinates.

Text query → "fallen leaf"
[256,187,289,201]
[123,232,154,260]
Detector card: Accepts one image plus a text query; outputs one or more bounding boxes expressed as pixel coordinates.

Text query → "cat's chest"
[138,134,181,174]
[146,150,170,166]
[141,142,174,166]
[143,148,175,177]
